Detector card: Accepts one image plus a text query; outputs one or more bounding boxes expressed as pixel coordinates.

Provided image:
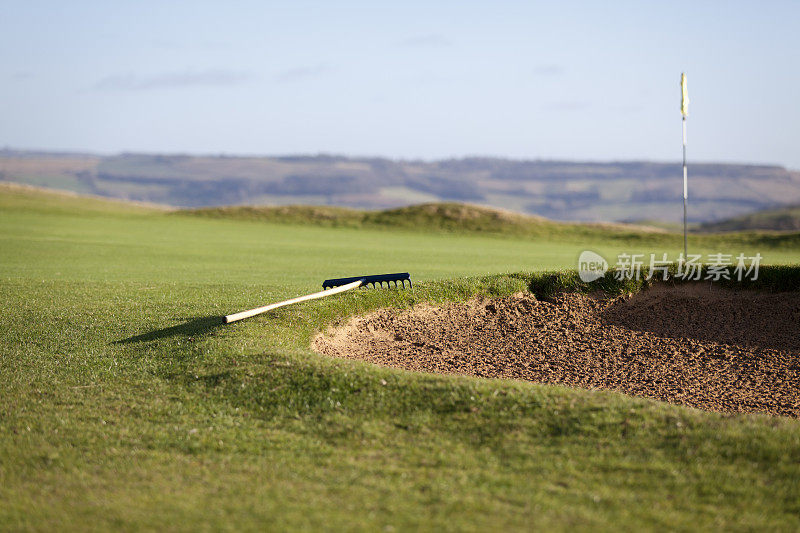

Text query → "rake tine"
[322,273,412,290]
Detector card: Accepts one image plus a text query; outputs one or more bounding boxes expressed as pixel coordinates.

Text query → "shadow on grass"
[116,315,225,344]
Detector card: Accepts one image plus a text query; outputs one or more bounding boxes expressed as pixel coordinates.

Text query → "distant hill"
[699,205,800,232]
[184,202,669,240]
[3,149,800,223]
[7,183,800,251]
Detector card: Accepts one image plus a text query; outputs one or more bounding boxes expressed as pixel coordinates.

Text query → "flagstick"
[682,114,688,258]
[680,72,689,260]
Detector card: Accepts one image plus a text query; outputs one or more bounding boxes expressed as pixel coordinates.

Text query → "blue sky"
[2,1,799,168]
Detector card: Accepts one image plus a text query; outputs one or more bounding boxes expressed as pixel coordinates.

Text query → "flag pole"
[680,73,689,259]
[682,114,687,258]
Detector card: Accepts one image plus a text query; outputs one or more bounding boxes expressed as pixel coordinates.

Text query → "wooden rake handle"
[223,279,364,324]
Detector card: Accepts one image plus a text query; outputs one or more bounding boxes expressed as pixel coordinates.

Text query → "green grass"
[2,186,800,531]
[185,201,800,251]
[700,204,800,232]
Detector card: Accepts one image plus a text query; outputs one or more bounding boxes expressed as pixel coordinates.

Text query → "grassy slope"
[2,186,800,531]
[700,204,800,232]
[185,202,800,252]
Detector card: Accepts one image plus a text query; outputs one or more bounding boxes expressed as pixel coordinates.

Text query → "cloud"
[94,69,253,91]
[533,64,564,76]
[398,34,451,47]
[274,63,329,83]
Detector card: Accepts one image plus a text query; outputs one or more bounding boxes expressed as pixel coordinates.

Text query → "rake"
[224,273,412,323]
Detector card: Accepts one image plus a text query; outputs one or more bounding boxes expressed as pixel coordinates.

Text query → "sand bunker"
[314,284,800,417]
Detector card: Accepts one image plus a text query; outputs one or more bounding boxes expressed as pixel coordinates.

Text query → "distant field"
[4,149,800,223]
[2,185,799,530]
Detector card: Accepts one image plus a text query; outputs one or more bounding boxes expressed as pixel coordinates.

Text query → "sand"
[314,284,800,417]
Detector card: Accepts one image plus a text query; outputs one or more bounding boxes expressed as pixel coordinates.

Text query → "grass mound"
[185,200,800,250]
[185,201,558,233]
[700,204,800,232]
[6,184,800,250]
[184,201,665,238]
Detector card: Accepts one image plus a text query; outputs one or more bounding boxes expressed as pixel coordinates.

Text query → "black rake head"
[322,272,412,290]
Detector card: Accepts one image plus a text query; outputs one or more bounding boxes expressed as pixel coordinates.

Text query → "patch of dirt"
[313,284,800,417]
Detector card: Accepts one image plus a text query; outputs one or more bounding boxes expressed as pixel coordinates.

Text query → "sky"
[2,0,799,168]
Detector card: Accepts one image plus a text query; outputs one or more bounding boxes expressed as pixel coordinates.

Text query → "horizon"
[4,149,798,225]
[1,146,795,171]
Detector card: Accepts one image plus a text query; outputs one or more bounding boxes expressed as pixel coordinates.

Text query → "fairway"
[2,186,800,530]
[3,187,798,289]
[1,207,595,285]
